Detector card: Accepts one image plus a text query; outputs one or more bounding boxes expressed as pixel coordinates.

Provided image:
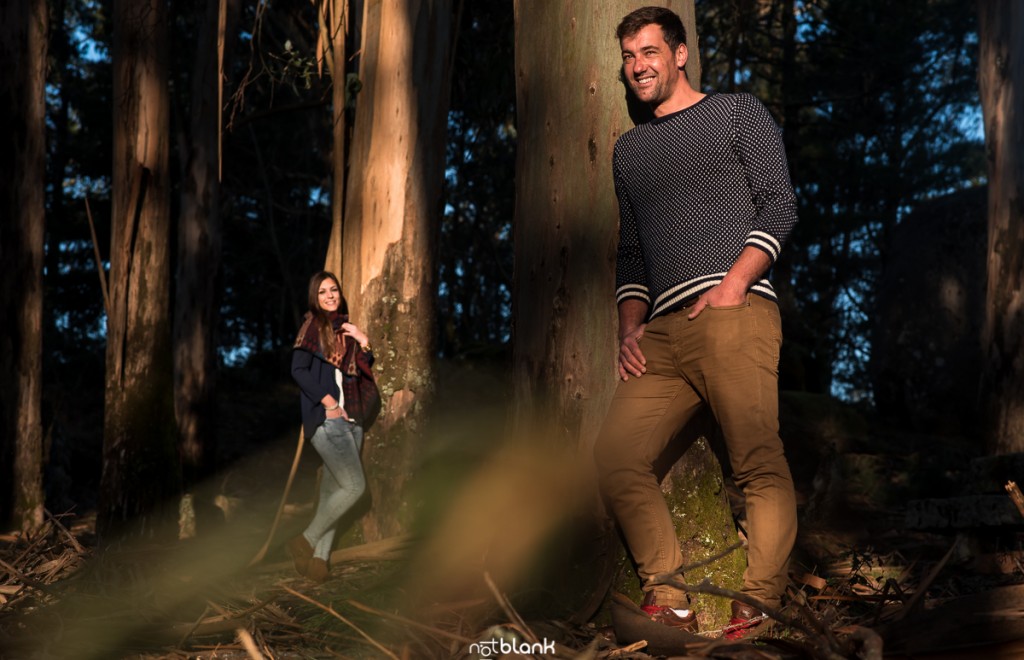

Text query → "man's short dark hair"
[616,6,687,52]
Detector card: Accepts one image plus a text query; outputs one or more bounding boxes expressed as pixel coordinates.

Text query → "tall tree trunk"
[0,0,47,533]
[512,0,745,625]
[511,0,697,463]
[323,0,352,275]
[100,0,178,537]
[174,0,239,502]
[341,0,452,540]
[979,1,1024,455]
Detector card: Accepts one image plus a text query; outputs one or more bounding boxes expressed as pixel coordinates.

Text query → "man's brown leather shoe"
[640,591,699,634]
[723,600,768,639]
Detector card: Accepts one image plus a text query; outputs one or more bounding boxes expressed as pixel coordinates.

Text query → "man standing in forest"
[593,6,798,639]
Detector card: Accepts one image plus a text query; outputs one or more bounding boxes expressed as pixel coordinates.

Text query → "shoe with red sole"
[640,591,699,634]
[723,600,769,640]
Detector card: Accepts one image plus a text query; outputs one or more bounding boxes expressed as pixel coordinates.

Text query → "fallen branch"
[330,534,412,564]
[648,541,744,587]
[172,596,278,644]
[84,196,111,317]
[893,536,959,622]
[248,427,305,567]
[0,557,59,598]
[659,577,848,660]
[251,534,412,575]
[237,627,264,660]
[44,510,85,555]
[598,639,648,658]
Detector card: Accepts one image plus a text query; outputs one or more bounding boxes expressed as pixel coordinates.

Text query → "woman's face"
[317,277,341,312]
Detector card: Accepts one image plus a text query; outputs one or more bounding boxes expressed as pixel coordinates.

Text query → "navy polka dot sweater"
[614,92,798,320]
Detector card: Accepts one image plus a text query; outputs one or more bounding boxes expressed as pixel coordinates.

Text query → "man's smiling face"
[620,23,686,113]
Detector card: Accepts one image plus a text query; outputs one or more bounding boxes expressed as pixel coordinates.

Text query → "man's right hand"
[618,324,647,381]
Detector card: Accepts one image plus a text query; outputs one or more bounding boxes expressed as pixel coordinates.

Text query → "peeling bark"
[342,0,452,539]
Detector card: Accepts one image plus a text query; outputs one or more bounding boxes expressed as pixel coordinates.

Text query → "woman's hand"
[325,406,349,420]
[341,322,370,350]
[322,396,348,421]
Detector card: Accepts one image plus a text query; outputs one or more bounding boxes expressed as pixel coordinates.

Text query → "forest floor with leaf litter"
[3,364,1023,658]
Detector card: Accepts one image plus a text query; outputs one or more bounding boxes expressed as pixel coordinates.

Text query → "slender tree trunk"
[0,0,47,533]
[979,1,1024,455]
[342,0,452,540]
[323,0,350,275]
[100,0,179,537]
[512,0,744,625]
[174,0,239,499]
[46,0,70,300]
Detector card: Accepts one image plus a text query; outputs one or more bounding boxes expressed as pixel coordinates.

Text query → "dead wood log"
[251,534,412,577]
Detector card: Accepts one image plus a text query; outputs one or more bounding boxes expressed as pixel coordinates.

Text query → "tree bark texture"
[979,1,1024,455]
[0,0,47,533]
[323,0,351,276]
[174,0,239,489]
[513,1,622,447]
[512,1,745,625]
[510,0,696,450]
[100,0,179,537]
[342,0,452,540]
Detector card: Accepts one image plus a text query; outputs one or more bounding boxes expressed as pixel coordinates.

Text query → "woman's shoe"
[287,535,314,577]
[307,558,329,583]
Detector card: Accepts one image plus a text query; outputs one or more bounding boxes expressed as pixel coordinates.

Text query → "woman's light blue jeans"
[302,418,366,560]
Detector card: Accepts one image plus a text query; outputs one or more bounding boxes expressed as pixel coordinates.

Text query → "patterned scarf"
[293,311,347,368]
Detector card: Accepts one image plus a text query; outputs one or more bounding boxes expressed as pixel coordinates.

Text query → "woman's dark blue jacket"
[291,350,338,439]
[291,342,375,439]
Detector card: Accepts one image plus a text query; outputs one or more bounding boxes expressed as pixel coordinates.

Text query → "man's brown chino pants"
[595,294,797,610]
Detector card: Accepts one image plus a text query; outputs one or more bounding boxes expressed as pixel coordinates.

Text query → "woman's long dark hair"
[307,271,348,353]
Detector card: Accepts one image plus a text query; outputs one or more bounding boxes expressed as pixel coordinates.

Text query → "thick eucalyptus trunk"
[0,0,47,533]
[512,0,743,625]
[174,0,239,496]
[342,0,452,540]
[100,0,179,537]
[979,1,1024,455]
